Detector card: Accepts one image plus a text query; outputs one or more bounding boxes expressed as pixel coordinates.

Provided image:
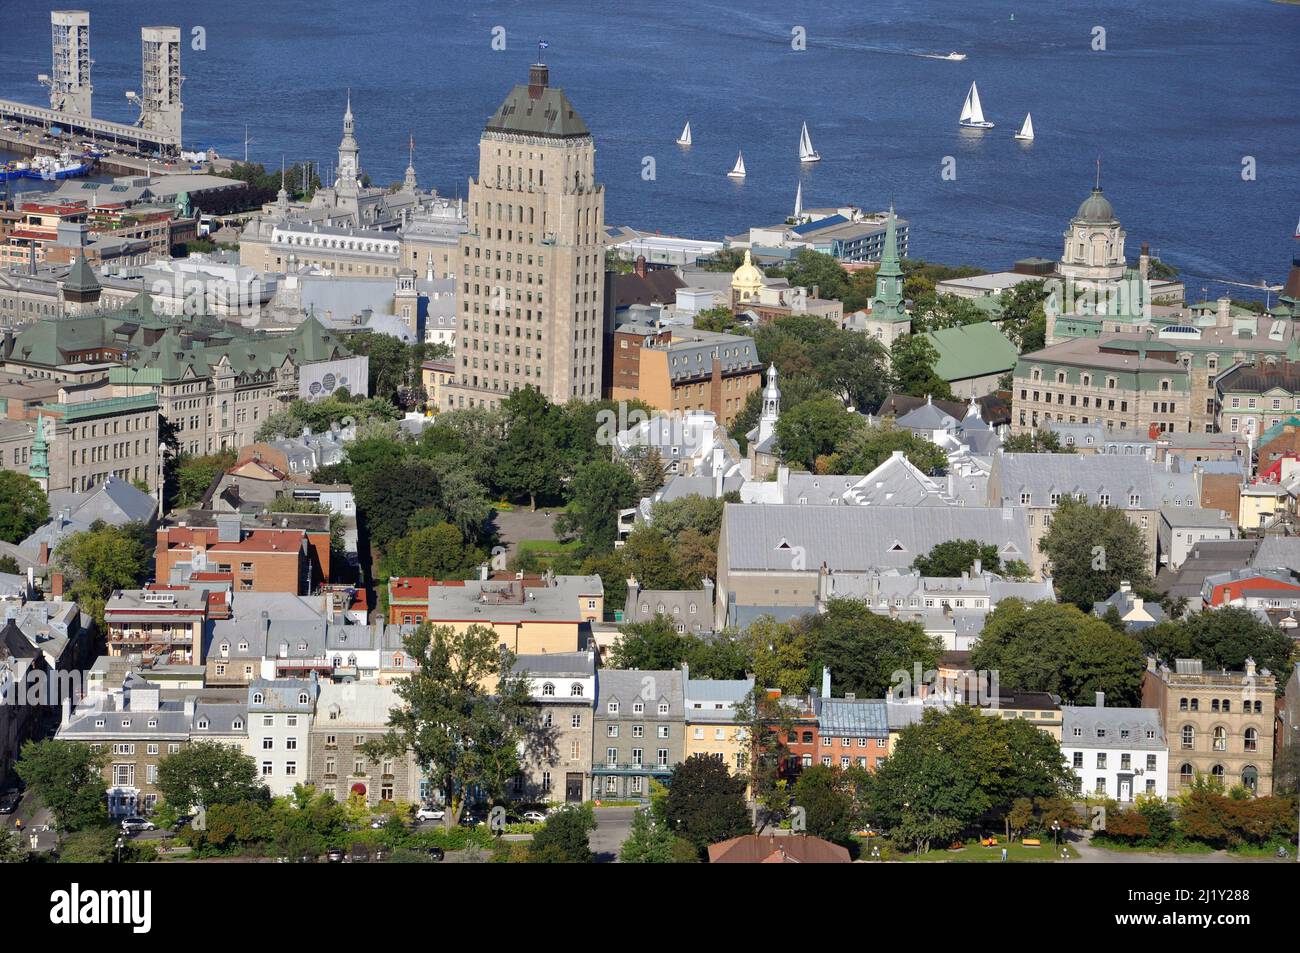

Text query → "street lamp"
[115,836,125,863]
[1051,820,1061,853]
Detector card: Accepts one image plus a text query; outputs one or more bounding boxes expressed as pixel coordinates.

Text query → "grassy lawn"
[516,538,581,555]
[861,838,1077,862]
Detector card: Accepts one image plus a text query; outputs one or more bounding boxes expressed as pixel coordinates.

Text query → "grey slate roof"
[47,476,159,526]
[993,453,1197,508]
[819,698,889,737]
[722,503,1030,572]
[1060,705,1165,749]
[595,668,683,718]
[511,651,597,679]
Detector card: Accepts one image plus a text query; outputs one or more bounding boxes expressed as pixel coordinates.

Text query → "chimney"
[1216,297,1231,328]
[479,563,490,582]
[1244,657,1256,677]
[634,255,647,279]
[845,692,855,702]
[528,63,549,98]
[184,697,195,717]
[972,558,982,576]
[1139,242,1150,282]
[1119,580,1132,593]
[51,572,64,599]
[39,542,49,567]
[626,575,640,605]
[1095,691,1105,708]
[821,666,831,699]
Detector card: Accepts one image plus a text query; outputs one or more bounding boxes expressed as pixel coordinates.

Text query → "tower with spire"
[758,363,781,444]
[402,134,419,193]
[869,206,907,323]
[335,90,360,200]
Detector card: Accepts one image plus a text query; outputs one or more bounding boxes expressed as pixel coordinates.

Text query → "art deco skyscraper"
[444,62,605,410]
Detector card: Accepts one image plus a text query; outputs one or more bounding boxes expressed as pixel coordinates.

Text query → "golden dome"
[731,249,764,298]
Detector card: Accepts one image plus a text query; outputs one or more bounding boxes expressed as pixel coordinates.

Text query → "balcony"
[592,762,673,776]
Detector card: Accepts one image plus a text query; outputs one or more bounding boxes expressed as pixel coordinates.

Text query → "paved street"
[588,807,636,863]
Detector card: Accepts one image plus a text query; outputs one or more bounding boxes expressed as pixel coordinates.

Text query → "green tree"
[530,804,596,862]
[912,539,1001,577]
[57,827,119,863]
[792,765,856,843]
[1003,430,1072,453]
[556,460,637,556]
[1169,607,1293,677]
[693,306,744,334]
[740,615,813,697]
[52,521,152,628]
[0,829,24,863]
[825,419,948,475]
[364,623,533,829]
[865,706,1071,852]
[1040,498,1151,608]
[173,450,236,508]
[496,387,563,509]
[619,807,678,863]
[0,471,48,544]
[16,739,107,832]
[890,334,953,401]
[969,599,1147,705]
[269,497,345,554]
[610,616,687,670]
[156,741,268,812]
[621,526,681,590]
[661,754,751,856]
[380,521,485,581]
[774,396,862,470]
[807,599,943,698]
[733,687,794,829]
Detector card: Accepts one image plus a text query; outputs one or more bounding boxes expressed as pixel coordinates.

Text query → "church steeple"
[402,133,418,193]
[758,363,781,444]
[335,89,360,197]
[870,206,907,322]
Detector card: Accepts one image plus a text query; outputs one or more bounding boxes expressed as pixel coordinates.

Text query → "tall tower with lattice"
[138,26,184,144]
[43,11,93,116]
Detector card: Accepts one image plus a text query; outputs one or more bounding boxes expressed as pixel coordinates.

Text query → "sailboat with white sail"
[676,121,692,146]
[793,181,803,220]
[1014,113,1034,141]
[958,82,994,128]
[799,122,820,162]
[728,151,746,179]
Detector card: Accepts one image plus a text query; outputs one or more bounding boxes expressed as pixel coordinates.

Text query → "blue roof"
[790,214,847,236]
[819,698,889,737]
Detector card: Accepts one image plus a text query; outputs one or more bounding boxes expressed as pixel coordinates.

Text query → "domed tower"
[730,249,764,308]
[1058,184,1126,288]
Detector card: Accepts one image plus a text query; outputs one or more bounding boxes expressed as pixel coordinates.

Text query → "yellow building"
[682,672,754,777]
[421,357,455,411]
[423,574,604,656]
[1238,482,1288,532]
[730,250,764,309]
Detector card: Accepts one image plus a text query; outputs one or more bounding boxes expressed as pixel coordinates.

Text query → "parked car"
[426,846,445,862]
[369,817,386,829]
[0,791,20,815]
[120,816,155,833]
[415,806,445,822]
[325,847,345,863]
[521,810,547,824]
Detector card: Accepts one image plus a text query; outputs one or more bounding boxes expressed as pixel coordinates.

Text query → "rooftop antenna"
[1095,156,1101,190]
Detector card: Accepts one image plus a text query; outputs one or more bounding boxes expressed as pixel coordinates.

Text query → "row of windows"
[1179,725,1261,751]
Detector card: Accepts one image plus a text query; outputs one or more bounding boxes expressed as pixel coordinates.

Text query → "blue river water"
[2,0,1298,294]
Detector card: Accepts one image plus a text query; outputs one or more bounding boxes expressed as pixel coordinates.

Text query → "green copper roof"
[63,253,101,295]
[485,65,590,139]
[922,321,1019,382]
[28,415,48,481]
[869,207,907,322]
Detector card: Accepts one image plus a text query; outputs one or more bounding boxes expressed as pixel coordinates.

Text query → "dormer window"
[633,701,644,714]
[298,692,309,705]
[238,641,249,651]
[542,682,556,697]
[233,719,244,731]
[197,718,209,730]
[570,683,583,697]
[658,702,669,715]
[252,692,264,705]
[148,719,158,728]
[607,701,619,714]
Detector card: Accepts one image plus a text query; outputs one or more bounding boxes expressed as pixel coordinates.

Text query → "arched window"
[233,718,243,731]
[1210,699,1219,712]
[1244,727,1258,752]
[1210,764,1225,783]
[1253,700,1263,714]
[252,692,264,705]
[1179,763,1194,785]
[1221,699,1230,713]
[542,682,556,697]
[1181,725,1195,749]
[298,692,309,705]
[801,731,813,744]
[1212,726,1227,752]
[1241,765,1258,792]
[1190,698,1199,711]
[570,683,583,697]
